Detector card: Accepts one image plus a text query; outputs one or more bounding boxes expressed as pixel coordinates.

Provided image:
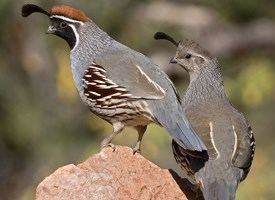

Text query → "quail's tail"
[172,141,238,200]
[157,110,207,152]
[202,179,237,200]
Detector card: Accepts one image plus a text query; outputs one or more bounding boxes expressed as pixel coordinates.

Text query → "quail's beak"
[170,57,178,64]
[46,26,56,34]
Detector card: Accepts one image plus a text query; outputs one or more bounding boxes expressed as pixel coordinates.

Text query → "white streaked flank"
[96,85,111,89]
[115,88,128,92]
[86,82,96,86]
[99,85,116,89]
[93,80,105,84]
[105,79,117,86]
[93,72,106,78]
[88,98,96,102]
[209,122,220,159]
[91,65,106,73]
[199,178,204,189]
[120,93,132,97]
[111,92,123,97]
[232,125,238,161]
[89,91,101,96]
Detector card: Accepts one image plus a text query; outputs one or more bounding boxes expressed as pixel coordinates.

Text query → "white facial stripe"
[192,52,206,60]
[50,15,84,25]
[68,24,80,51]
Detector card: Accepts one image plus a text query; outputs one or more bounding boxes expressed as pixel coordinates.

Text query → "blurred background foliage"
[0,0,275,199]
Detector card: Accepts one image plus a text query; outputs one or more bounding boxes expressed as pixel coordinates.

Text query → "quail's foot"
[132,126,146,154]
[100,138,116,152]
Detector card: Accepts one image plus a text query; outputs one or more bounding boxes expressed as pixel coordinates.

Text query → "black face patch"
[49,18,78,50]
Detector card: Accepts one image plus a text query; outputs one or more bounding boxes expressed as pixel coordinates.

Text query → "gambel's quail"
[155,32,255,200]
[21,4,207,154]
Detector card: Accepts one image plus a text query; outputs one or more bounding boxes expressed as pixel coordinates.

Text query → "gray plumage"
[167,38,255,200]
[21,4,207,153]
[72,21,206,151]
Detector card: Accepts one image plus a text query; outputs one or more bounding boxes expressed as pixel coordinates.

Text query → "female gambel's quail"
[21,4,207,154]
[155,32,255,200]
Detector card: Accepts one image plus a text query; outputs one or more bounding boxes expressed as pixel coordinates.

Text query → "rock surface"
[36,146,189,200]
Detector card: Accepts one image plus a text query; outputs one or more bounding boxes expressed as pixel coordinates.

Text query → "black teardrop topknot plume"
[21,4,50,17]
[154,32,179,47]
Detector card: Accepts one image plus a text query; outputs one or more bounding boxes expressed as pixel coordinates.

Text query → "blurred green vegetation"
[0,0,275,199]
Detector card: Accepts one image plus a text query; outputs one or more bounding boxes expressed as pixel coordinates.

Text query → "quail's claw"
[132,145,141,155]
[100,137,116,152]
[100,141,116,152]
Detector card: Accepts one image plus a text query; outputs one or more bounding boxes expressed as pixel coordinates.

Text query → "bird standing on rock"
[155,32,256,200]
[21,4,207,155]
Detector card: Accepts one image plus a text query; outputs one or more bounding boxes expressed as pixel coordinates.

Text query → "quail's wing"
[172,139,208,176]
[231,116,255,180]
[89,52,166,100]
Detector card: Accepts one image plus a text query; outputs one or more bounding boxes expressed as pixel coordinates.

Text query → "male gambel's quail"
[21,4,207,154]
[155,32,255,200]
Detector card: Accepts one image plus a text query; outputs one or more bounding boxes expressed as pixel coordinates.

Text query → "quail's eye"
[185,54,192,59]
[60,21,68,28]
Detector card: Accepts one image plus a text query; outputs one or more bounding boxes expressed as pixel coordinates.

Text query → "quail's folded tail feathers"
[172,140,237,200]
[156,107,207,152]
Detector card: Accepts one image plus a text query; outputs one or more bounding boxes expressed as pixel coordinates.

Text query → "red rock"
[36,146,188,200]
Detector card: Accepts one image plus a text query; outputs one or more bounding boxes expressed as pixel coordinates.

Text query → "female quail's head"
[22,4,90,50]
[154,32,213,73]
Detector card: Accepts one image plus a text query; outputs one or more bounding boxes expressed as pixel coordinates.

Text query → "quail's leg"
[101,122,124,151]
[133,125,147,154]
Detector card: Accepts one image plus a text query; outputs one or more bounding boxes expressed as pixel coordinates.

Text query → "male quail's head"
[22,4,90,50]
[154,32,213,73]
